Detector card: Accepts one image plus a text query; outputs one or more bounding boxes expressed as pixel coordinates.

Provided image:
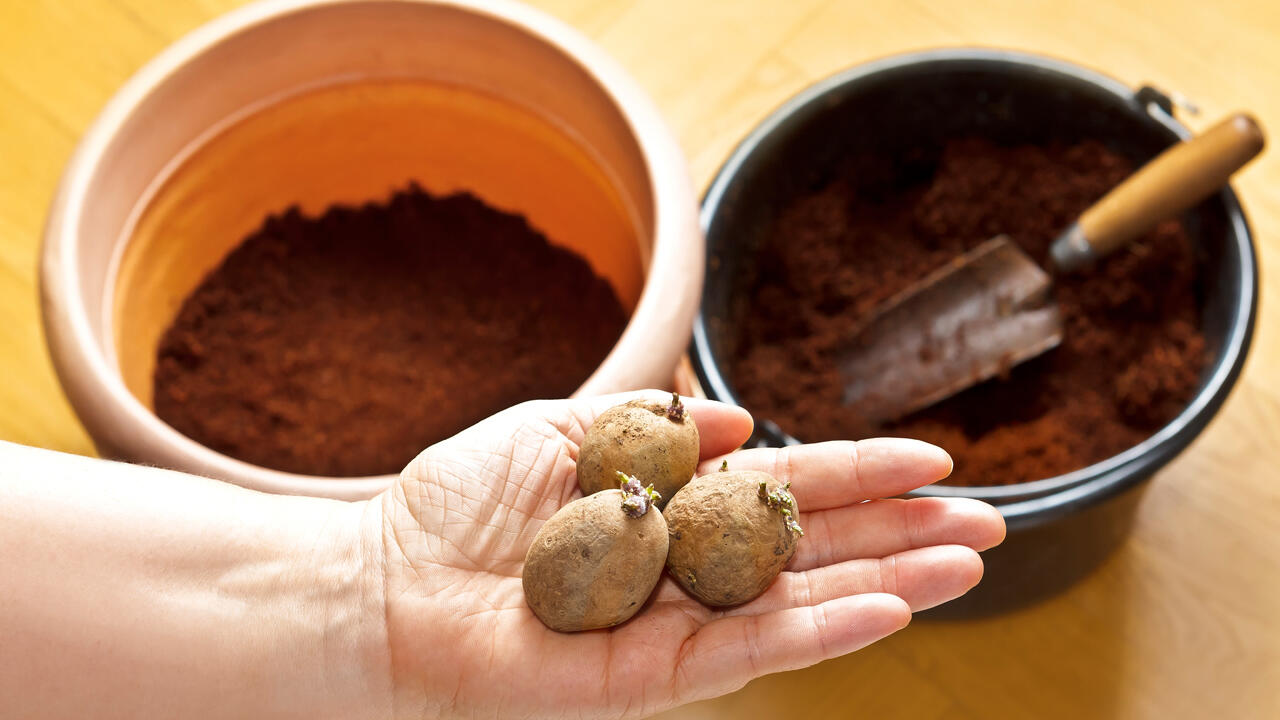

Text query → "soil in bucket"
[730,137,1207,486]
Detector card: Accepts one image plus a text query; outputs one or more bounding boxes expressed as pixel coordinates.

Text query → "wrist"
[260,495,392,720]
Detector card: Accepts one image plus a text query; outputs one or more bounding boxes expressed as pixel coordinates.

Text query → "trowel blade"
[840,236,1064,424]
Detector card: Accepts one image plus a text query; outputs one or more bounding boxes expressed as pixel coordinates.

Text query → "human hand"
[372,392,1005,719]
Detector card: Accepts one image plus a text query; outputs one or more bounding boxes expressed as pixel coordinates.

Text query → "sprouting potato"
[522,473,668,632]
[577,394,699,506]
[663,467,803,607]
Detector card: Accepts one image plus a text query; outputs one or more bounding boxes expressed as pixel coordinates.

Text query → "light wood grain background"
[3,1,1279,717]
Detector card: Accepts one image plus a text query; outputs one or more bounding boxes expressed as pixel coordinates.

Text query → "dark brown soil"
[731,138,1206,486]
[154,185,628,477]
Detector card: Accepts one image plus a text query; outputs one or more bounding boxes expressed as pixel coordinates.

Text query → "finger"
[673,593,910,702]
[733,545,985,616]
[700,438,952,510]
[566,390,754,459]
[791,497,1006,570]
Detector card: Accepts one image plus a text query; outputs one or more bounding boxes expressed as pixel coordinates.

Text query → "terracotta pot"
[41,0,701,499]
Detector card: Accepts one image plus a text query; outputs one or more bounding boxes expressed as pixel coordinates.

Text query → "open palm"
[375,392,1005,719]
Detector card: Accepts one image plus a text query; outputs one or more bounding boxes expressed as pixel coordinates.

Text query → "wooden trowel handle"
[1058,113,1264,271]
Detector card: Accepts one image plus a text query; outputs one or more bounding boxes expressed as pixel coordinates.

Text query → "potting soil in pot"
[731,138,1207,486]
[153,185,628,477]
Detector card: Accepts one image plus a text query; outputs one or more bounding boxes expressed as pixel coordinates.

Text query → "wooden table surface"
[3,1,1279,717]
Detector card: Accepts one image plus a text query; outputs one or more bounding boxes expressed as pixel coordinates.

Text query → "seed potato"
[522,476,667,632]
[664,469,803,607]
[577,394,699,505]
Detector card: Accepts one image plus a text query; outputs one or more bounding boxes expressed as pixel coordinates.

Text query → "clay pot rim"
[41,0,701,500]
[692,48,1258,521]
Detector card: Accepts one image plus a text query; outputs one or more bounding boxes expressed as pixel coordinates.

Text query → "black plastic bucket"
[691,49,1258,614]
